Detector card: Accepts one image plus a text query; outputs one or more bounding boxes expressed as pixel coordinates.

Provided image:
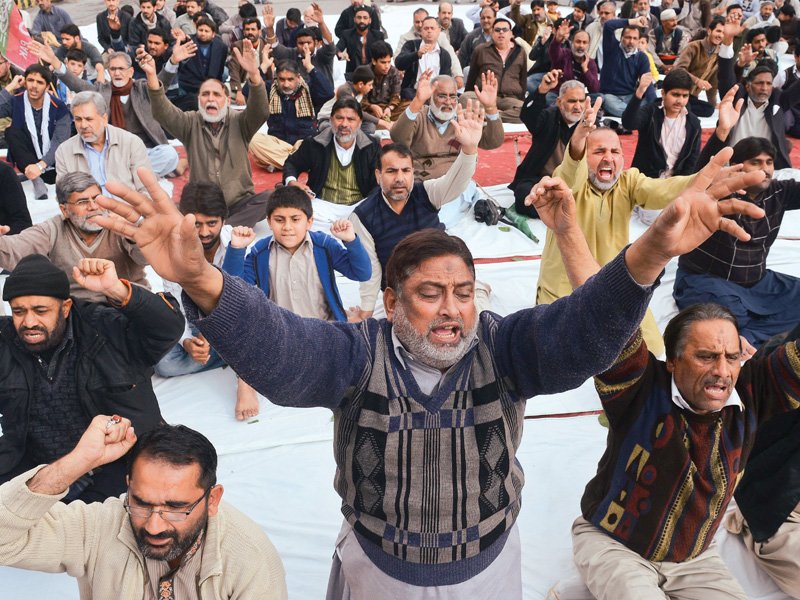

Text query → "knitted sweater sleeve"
[594,330,651,425]
[186,272,370,409]
[492,249,655,399]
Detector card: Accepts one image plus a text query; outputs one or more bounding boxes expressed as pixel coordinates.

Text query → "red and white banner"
[0,0,38,69]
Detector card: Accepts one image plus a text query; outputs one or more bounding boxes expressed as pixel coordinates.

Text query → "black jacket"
[443,18,468,53]
[396,39,453,100]
[0,286,184,475]
[334,5,382,38]
[622,95,701,178]
[127,13,174,49]
[0,161,31,234]
[95,9,131,52]
[734,402,800,542]
[699,54,800,170]
[335,28,386,74]
[509,91,577,216]
[284,128,380,199]
[178,35,229,94]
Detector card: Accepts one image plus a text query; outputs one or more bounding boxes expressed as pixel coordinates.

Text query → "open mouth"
[597,166,615,180]
[22,330,45,343]
[703,381,730,401]
[429,324,462,344]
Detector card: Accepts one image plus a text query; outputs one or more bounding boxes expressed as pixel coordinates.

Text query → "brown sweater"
[674,39,719,104]
[0,215,149,301]
[465,42,528,101]
[390,105,504,179]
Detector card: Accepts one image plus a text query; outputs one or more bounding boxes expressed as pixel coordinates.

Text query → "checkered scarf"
[269,79,314,119]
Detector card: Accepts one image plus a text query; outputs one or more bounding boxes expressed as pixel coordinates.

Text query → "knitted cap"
[3,254,70,301]
[660,8,677,20]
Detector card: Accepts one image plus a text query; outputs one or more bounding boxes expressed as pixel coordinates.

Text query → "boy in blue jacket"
[222,185,371,419]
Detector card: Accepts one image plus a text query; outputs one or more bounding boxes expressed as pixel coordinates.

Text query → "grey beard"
[429,103,456,122]
[112,78,129,88]
[392,301,478,371]
[199,103,229,124]
[588,170,620,191]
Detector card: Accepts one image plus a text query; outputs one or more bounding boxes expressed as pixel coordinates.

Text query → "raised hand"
[451,99,486,154]
[171,37,198,64]
[230,225,257,249]
[524,176,576,235]
[28,39,58,66]
[75,415,137,470]
[416,68,434,104]
[171,27,187,43]
[262,3,275,28]
[474,70,498,110]
[716,84,743,136]
[330,219,356,242]
[107,12,122,32]
[310,2,325,23]
[260,42,274,75]
[73,258,129,302]
[233,39,259,75]
[538,68,562,94]
[737,43,755,67]
[630,147,766,272]
[637,72,654,96]
[555,18,571,42]
[137,50,157,77]
[630,15,648,28]
[91,167,223,313]
[301,46,314,73]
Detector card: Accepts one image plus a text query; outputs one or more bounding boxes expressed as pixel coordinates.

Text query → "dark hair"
[530,0,545,8]
[239,2,257,19]
[332,95,364,119]
[24,63,52,86]
[709,15,725,30]
[147,27,170,44]
[377,142,413,170]
[127,424,218,490]
[573,1,589,11]
[746,27,767,43]
[139,0,154,6]
[370,40,393,60]
[60,23,81,38]
[731,136,776,163]
[352,64,375,84]
[295,26,317,41]
[179,181,229,219]
[186,0,205,6]
[266,185,313,218]
[747,60,778,80]
[353,6,371,18]
[662,67,693,93]
[780,4,796,16]
[195,15,217,32]
[385,230,475,292]
[621,24,642,37]
[663,303,739,361]
[422,15,439,26]
[242,16,261,30]
[65,48,88,64]
[275,59,302,76]
[726,3,743,12]
[121,4,134,17]
[286,7,301,23]
[413,8,429,17]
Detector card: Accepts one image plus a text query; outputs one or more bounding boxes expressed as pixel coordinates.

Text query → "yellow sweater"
[536,147,694,355]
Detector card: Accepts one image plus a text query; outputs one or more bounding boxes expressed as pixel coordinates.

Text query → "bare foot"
[235,380,260,421]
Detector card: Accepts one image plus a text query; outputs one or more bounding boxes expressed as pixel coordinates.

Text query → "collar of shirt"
[670,375,743,414]
[81,127,110,154]
[333,136,356,167]
[620,45,638,58]
[426,107,454,134]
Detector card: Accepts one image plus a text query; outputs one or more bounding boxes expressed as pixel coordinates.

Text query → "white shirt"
[730,100,772,146]
[670,376,744,414]
[333,136,356,167]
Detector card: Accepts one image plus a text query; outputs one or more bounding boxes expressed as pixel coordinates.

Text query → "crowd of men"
[0,0,799,598]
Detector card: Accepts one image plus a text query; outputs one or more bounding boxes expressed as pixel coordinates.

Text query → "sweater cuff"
[0,466,67,520]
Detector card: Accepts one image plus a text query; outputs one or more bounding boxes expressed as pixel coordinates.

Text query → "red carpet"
[168,129,800,202]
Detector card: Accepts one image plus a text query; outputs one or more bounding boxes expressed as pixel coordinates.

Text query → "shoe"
[32,177,48,200]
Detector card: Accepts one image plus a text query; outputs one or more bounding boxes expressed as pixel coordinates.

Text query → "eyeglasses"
[108,66,130,72]
[66,193,102,208]
[434,93,458,101]
[493,27,510,33]
[124,487,212,522]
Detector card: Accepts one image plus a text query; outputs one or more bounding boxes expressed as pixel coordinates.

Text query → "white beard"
[199,103,229,124]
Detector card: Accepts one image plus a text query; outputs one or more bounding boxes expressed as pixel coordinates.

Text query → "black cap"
[3,254,70,301]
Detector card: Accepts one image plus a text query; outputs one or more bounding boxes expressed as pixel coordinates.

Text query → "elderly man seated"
[141,40,269,227]
[390,71,503,226]
[33,42,185,179]
[249,59,334,171]
[0,172,151,300]
[282,97,380,205]
[55,91,152,195]
[0,255,184,503]
[0,417,287,597]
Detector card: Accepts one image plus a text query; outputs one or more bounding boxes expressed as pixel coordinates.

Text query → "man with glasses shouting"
[0,172,152,300]
[463,16,528,122]
[0,414,287,598]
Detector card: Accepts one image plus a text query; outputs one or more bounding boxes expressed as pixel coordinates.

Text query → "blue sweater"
[186,249,655,586]
[221,230,371,322]
[600,19,652,96]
